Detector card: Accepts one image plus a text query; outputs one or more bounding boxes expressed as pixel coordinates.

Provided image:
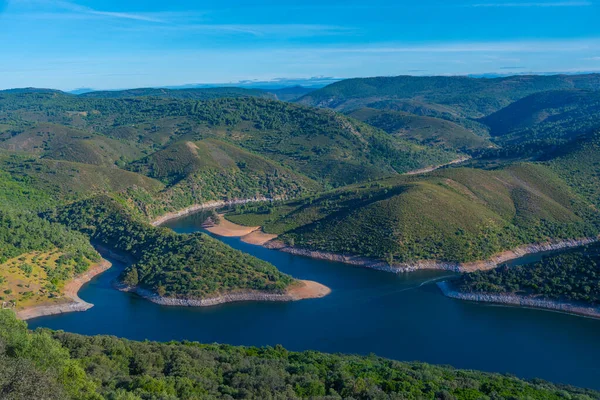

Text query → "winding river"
[29,210,600,390]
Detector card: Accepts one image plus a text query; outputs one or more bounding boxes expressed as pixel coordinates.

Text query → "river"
[29,210,600,390]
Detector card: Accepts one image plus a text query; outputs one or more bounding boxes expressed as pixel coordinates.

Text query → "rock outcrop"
[118,286,295,307]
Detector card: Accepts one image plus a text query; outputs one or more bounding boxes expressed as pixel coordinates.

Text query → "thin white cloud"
[83,10,165,23]
[8,0,168,22]
[145,24,352,37]
[472,1,592,7]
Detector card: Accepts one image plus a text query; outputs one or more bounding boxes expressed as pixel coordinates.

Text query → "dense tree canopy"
[44,196,294,299]
[1,310,598,400]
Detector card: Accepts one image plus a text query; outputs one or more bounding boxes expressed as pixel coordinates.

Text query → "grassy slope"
[0,122,144,167]
[347,107,493,152]
[0,250,95,310]
[297,74,600,117]
[230,161,599,263]
[0,153,164,206]
[127,138,321,216]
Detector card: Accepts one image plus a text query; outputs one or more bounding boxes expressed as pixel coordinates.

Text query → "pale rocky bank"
[266,236,599,273]
[437,281,600,320]
[118,280,330,307]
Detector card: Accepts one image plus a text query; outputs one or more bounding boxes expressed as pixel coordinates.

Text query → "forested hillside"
[1,310,598,400]
[547,129,600,208]
[44,196,294,299]
[0,168,100,311]
[347,108,493,152]
[78,86,274,100]
[455,243,600,305]
[481,90,600,145]
[297,74,600,117]
[229,161,600,264]
[0,92,457,189]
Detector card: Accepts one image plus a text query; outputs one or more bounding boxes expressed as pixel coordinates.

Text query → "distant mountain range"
[67,76,341,95]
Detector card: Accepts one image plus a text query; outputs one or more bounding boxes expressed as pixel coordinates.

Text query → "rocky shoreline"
[17,259,112,321]
[117,280,330,307]
[437,281,600,320]
[151,197,275,226]
[266,236,599,274]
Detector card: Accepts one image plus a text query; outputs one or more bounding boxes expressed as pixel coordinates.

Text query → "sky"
[0,0,599,90]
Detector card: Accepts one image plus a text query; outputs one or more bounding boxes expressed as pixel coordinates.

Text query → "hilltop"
[0,93,458,189]
[481,89,600,145]
[228,156,600,265]
[347,107,493,153]
[297,74,600,118]
[78,86,274,100]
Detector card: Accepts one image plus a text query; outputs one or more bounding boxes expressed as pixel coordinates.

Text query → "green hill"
[481,90,600,145]
[546,129,600,208]
[229,161,600,264]
[78,86,274,100]
[0,122,144,167]
[268,85,315,101]
[0,153,164,206]
[128,138,321,216]
[44,196,295,299]
[2,311,598,400]
[297,74,600,118]
[347,108,493,152]
[0,93,459,187]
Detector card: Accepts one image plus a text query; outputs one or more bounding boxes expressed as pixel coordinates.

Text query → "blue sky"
[1,0,599,90]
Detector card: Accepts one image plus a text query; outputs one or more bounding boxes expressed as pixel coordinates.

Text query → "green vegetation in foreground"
[44,196,294,299]
[227,162,600,264]
[1,311,598,400]
[456,244,600,305]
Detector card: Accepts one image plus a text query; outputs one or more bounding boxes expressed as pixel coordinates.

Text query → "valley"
[3,73,600,398]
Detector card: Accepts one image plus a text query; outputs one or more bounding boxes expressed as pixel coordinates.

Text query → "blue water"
[30,211,600,390]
